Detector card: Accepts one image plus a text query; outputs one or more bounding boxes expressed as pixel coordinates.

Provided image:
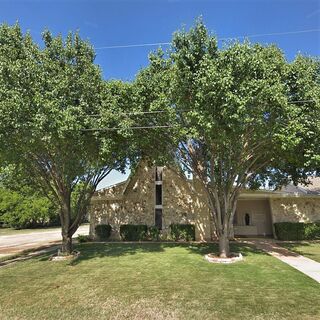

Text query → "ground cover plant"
[0,243,319,320]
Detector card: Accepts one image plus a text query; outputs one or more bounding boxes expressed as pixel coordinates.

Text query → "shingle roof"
[281,177,320,195]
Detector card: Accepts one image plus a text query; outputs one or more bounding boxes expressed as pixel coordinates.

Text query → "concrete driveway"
[0,224,89,257]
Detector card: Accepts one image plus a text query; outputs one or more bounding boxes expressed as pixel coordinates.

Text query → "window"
[155,209,162,229]
[155,184,162,205]
[155,167,163,181]
[245,213,250,226]
[155,167,163,229]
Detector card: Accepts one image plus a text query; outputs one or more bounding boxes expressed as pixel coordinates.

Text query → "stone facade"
[90,164,320,240]
[90,164,212,240]
[270,198,320,223]
[161,167,212,241]
[90,165,156,239]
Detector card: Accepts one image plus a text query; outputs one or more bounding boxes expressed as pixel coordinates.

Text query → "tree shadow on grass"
[278,241,315,250]
[186,242,268,257]
[277,241,320,258]
[68,242,170,266]
[37,241,267,265]
[71,241,268,265]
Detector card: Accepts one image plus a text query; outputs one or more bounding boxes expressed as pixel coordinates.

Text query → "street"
[0,224,89,257]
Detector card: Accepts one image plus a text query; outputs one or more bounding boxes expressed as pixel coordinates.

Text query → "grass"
[0,242,319,320]
[279,241,320,263]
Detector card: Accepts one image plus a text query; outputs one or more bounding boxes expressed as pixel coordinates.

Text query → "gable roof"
[92,166,320,202]
[92,161,151,201]
[281,177,320,196]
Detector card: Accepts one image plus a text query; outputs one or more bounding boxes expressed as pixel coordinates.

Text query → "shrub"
[274,222,320,240]
[95,224,112,241]
[148,226,161,241]
[77,234,91,243]
[170,224,195,241]
[120,224,148,241]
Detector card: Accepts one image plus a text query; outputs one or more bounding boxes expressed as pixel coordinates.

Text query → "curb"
[0,244,60,268]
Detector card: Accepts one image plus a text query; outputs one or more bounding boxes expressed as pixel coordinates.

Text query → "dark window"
[155,167,163,181]
[155,209,162,229]
[245,213,250,226]
[155,184,162,205]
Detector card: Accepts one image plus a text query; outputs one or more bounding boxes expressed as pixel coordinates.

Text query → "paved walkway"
[248,239,320,284]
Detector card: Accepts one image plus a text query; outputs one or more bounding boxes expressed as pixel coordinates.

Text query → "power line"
[289,99,317,104]
[85,100,317,118]
[219,28,320,40]
[94,29,320,50]
[81,125,176,131]
[79,99,317,132]
[95,42,171,50]
[87,109,181,117]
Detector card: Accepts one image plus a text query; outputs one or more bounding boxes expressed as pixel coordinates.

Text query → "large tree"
[0,24,130,254]
[135,21,320,257]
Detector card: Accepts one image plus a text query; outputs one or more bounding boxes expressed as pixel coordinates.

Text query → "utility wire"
[87,109,179,117]
[94,29,320,50]
[219,28,320,40]
[81,98,317,132]
[81,125,176,131]
[95,42,171,49]
[86,100,317,118]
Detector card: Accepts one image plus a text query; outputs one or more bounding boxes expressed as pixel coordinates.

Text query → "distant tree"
[0,24,130,254]
[135,20,320,257]
[0,187,58,229]
[0,166,59,229]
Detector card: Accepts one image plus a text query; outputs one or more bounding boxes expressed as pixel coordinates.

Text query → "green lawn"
[0,243,319,320]
[279,241,320,263]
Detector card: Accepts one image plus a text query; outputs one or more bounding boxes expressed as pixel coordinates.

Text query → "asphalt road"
[0,224,89,257]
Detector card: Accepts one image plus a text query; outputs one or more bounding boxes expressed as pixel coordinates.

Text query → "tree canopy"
[0,20,318,257]
[134,20,320,256]
[0,24,131,253]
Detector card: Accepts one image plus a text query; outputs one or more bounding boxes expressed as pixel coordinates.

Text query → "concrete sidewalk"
[248,239,320,284]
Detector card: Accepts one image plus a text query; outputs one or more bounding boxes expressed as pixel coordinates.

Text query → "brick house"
[89,163,320,240]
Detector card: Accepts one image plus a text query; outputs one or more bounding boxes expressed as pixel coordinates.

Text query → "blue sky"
[1,0,319,188]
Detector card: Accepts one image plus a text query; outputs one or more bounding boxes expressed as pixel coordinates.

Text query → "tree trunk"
[218,233,230,258]
[60,196,72,255]
[59,189,92,255]
[61,232,73,255]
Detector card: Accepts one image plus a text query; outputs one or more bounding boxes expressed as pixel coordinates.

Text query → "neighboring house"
[89,163,320,240]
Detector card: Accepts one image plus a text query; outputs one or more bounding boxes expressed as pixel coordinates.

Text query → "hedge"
[274,222,320,240]
[95,224,112,241]
[170,224,195,241]
[120,224,148,241]
[147,226,161,241]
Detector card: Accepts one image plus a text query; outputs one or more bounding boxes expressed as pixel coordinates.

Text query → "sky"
[1,0,319,189]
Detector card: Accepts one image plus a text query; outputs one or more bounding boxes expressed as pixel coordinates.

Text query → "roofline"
[239,191,320,199]
[96,180,127,192]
